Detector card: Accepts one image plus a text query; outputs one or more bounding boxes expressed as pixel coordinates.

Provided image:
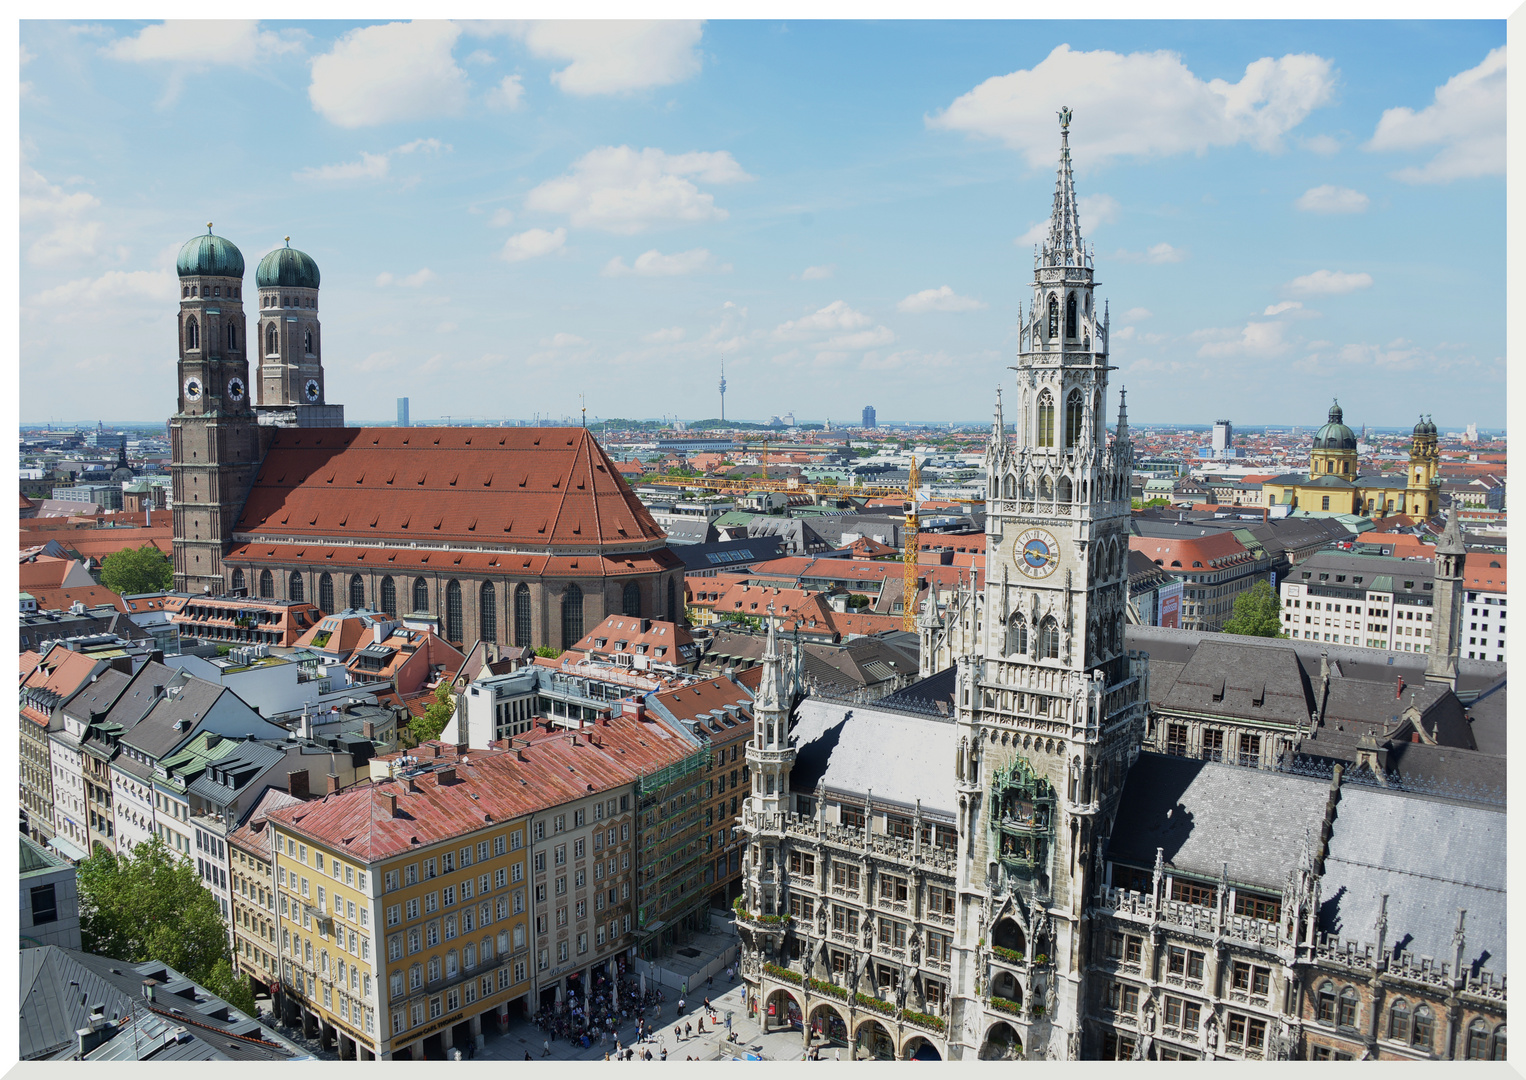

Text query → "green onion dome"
[176,224,245,279]
[256,238,321,290]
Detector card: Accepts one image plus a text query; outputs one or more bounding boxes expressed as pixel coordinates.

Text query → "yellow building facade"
[1263,404,1440,519]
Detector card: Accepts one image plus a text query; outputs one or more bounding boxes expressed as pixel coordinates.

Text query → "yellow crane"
[903,454,920,632]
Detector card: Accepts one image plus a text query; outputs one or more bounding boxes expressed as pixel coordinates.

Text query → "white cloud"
[104,20,301,66]
[1264,300,1304,316]
[1114,242,1185,264]
[20,166,104,265]
[829,327,895,350]
[1295,184,1369,213]
[500,227,566,262]
[464,49,495,66]
[309,21,469,128]
[929,44,1336,166]
[490,208,515,227]
[543,332,588,347]
[1014,221,1048,247]
[485,74,524,110]
[1303,133,1342,156]
[436,321,458,334]
[30,268,176,308]
[526,146,750,234]
[896,285,986,314]
[293,138,445,183]
[376,268,436,288]
[1114,326,1136,341]
[602,248,720,277]
[642,326,686,343]
[773,300,873,339]
[1196,320,1290,359]
[1286,269,1373,295]
[497,21,703,96]
[771,301,895,355]
[1122,307,1152,321]
[1078,193,1120,227]
[799,264,834,280]
[1367,46,1504,183]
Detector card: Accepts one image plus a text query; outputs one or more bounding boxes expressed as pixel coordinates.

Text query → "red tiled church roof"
[234,427,666,549]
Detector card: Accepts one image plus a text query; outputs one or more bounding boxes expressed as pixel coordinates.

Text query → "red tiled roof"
[1129,531,1251,569]
[1465,554,1506,593]
[25,584,129,613]
[223,541,680,579]
[234,427,666,549]
[649,674,754,729]
[572,615,695,662]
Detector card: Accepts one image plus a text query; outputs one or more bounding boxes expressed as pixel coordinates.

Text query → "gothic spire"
[1436,499,1466,555]
[992,386,1005,444]
[1115,386,1130,444]
[755,605,784,714]
[1045,107,1084,268]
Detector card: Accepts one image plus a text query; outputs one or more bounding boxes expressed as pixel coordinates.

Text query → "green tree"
[98,544,172,595]
[1222,580,1286,638]
[76,835,234,995]
[534,645,564,659]
[407,682,457,744]
[201,957,257,1015]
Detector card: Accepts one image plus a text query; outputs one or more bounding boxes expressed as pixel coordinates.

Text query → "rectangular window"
[839,804,865,829]
[1171,878,1217,908]
[29,884,57,924]
[1233,893,1281,922]
[1202,729,1224,763]
[928,886,955,916]
[877,875,909,903]
[1165,723,1189,757]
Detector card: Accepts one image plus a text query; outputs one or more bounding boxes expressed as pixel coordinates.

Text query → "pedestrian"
[685,1022,692,1040]
[674,1025,682,1042]
[525,1051,533,1061]
[660,1047,668,1061]
[543,1039,551,1057]
[703,997,711,1012]
[835,1049,841,1061]
[697,1018,706,1034]
[678,998,685,1013]
[604,1053,611,1061]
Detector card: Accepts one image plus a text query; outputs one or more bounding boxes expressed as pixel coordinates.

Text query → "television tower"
[719,359,727,423]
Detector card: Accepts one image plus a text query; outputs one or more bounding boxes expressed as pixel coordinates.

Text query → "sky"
[18,19,1507,428]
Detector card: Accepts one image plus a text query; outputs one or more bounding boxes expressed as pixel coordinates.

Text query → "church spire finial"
[1046,107,1083,268]
[1116,386,1130,444]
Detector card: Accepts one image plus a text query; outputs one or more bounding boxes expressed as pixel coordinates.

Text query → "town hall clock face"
[1016,528,1060,578]
[226,376,246,403]
[304,378,321,402]
[183,376,203,403]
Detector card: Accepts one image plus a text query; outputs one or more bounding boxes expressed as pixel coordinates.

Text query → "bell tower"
[741,612,796,922]
[169,224,264,595]
[1405,415,1440,518]
[253,238,344,428]
[946,109,1148,1061]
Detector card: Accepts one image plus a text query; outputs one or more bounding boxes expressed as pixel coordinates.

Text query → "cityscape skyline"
[20,20,1506,427]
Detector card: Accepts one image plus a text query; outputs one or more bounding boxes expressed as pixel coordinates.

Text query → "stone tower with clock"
[252,238,345,428]
[942,110,1149,1061]
[169,226,264,595]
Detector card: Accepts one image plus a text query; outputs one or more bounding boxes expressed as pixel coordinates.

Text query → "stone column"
[470,1012,484,1050]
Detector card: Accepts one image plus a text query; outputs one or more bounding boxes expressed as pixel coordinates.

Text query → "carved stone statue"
[861,917,874,951]
[817,903,828,937]
[1142,998,1156,1034]
[909,929,922,966]
[1204,1013,1219,1052]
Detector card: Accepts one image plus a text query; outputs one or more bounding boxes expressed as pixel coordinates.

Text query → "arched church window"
[412,577,429,613]
[1039,617,1060,660]
[289,571,304,602]
[515,583,532,647]
[227,323,237,350]
[231,568,245,592]
[182,286,189,298]
[1065,292,1078,338]
[350,574,365,610]
[479,581,497,643]
[1039,475,1054,500]
[1047,295,1059,338]
[266,324,278,356]
[1002,475,1017,500]
[185,316,200,351]
[304,328,314,354]
[445,580,463,642]
[1036,391,1055,447]
[1006,614,1028,657]
[380,576,397,618]
[1093,390,1103,442]
[259,570,274,599]
[667,577,678,623]
[561,584,584,650]
[1065,389,1085,447]
[1057,476,1072,503]
[213,286,221,298]
[319,572,334,613]
[622,582,641,617]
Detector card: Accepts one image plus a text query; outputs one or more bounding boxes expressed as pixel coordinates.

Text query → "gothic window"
[1002,475,1017,500]
[1039,475,1054,501]
[266,323,278,355]
[380,576,397,618]
[185,316,200,351]
[319,572,334,613]
[1065,292,1077,338]
[289,572,304,602]
[1387,1001,1410,1042]
[350,574,365,610]
[1065,389,1085,447]
[515,584,532,647]
[1036,391,1055,448]
[1006,614,1028,657]
[259,570,274,599]
[413,577,429,613]
[1093,390,1103,442]
[1022,473,1035,498]
[445,580,463,642]
[562,584,584,650]
[480,581,497,643]
[228,323,237,350]
[1337,987,1359,1029]
[231,568,245,592]
[1047,295,1058,338]
[183,286,190,298]
[1039,617,1060,660]
[1467,1020,1491,1059]
[1057,476,1072,503]
[1492,1026,1506,1061]
[622,582,641,618]
[1411,1005,1434,1049]
[304,328,314,354]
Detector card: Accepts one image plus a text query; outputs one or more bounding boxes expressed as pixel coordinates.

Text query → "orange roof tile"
[1465,553,1506,593]
[25,584,128,613]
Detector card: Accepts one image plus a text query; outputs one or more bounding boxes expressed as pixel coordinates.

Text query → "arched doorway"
[808,1003,848,1048]
[992,917,1026,959]
[991,970,1023,1006]
[764,989,802,1033]
[854,1018,895,1061]
[979,1021,1023,1060]
[903,1036,942,1061]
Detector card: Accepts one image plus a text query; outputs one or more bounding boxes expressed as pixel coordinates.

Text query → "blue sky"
[19,19,1506,427]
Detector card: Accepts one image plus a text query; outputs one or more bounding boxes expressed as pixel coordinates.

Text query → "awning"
[48,834,89,862]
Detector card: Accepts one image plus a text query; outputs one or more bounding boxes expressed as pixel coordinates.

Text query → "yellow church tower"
[1308,400,1358,479]
[1405,415,1440,518]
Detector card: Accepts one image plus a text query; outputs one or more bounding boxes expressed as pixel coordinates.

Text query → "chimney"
[205,732,220,749]
[326,772,341,795]
[455,742,469,758]
[299,701,314,740]
[287,770,310,799]
[362,720,376,740]
[437,766,456,785]
[384,792,398,817]
[431,744,441,758]
[141,979,156,1003]
[1396,675,1405,700]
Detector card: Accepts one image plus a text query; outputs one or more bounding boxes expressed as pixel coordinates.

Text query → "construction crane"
[903,453,920,632]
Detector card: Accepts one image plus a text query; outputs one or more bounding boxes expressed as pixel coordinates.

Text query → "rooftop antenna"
[581,394,587,429]
[719,358,727,424]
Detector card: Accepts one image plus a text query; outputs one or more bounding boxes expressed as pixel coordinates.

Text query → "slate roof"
[185,740,291,806]
[1106,753,1331,890]
[1319,785,1506,974]
[233,426,665,549]
[671,536,787,574]
[119,674,241,760]
[60,666,132,724]
[789,696,957,818]
[1153,638,1312,727]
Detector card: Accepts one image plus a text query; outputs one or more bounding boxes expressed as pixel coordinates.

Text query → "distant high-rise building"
[1211,419,1233,454]
[718,360,727,423]
[397,397,409,428]
[862,405,877,429]
[1465,422,1478,443]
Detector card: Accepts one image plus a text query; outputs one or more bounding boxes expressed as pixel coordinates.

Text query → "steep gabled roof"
[234,427,665,548]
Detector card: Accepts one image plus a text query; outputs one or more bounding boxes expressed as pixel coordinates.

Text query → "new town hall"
[732,113,1505,1062]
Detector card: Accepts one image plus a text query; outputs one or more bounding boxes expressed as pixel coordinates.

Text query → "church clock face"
[183,376,203,403]
[226,376,246,403]
[1016,528,1060,579]
[304,378,321,402]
